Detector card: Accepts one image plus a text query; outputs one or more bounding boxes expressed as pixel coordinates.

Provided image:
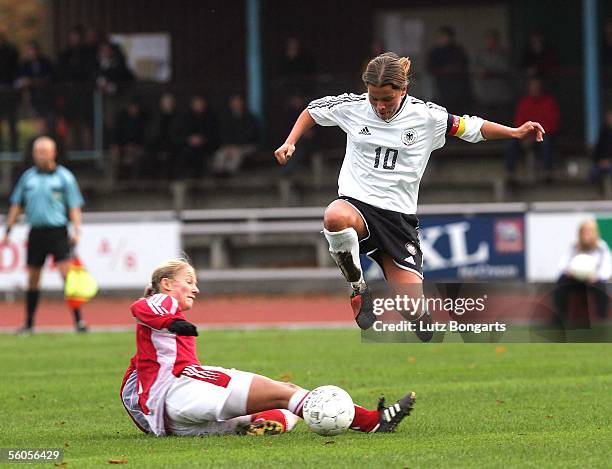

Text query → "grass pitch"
[1,330,611,468]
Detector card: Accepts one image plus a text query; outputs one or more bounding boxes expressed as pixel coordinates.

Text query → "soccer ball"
[567,253,597,281]
[302,385,355,436]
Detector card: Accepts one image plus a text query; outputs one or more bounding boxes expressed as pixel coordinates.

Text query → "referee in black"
[3,136,87,334]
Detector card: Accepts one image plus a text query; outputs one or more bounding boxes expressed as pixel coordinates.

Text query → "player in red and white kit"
[120,258,416,436]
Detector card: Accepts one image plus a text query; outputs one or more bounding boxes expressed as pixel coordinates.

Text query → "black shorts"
[27,226,71,267]
[339,197,423,278]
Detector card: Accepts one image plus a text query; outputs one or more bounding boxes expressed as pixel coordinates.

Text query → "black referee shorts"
[339,196,423,279]
[27,226,71,268]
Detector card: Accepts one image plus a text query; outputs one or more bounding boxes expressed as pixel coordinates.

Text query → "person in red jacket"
[505,76,560,182]
[120,258,416,436]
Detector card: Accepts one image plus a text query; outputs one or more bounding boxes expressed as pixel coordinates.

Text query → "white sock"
[287,389,309,416]
[324,227,365,289]
[280,409,299,431]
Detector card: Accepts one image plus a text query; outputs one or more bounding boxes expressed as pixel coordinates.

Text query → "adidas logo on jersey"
[358,126,371,135]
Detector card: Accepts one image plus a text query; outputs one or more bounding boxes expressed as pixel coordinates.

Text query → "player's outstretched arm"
[274,109,316,165]
[481,120,545,142]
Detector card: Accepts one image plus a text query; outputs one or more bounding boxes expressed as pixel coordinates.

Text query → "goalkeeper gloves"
[168,319,198,336]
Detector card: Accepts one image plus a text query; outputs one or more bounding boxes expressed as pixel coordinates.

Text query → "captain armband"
[446,114,485,143]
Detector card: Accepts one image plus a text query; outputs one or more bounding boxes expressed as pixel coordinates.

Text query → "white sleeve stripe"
[146,298,168,316]
[308,98,365,110]
[150,294,166,306]
[308,94,366,110]
[145,294,178,316]
[168,297,178,314]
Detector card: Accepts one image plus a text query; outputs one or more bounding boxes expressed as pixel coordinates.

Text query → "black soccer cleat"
[350,285,376,330]
[372,391,416,433]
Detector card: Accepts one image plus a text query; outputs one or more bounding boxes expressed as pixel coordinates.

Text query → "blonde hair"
[577,219,600,252]
[362,52,411,90]
[144,258,194,297]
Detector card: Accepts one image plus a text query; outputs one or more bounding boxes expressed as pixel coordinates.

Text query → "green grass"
[1,330,611,468]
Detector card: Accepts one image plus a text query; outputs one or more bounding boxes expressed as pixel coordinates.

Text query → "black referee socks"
[25,289,40,329]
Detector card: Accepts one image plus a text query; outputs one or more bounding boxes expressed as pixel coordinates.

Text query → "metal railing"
[0,84,104,162]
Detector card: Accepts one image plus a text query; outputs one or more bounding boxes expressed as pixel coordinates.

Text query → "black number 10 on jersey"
[374,147,398,170]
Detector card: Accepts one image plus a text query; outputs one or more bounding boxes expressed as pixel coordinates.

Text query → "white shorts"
[165,365,254,436]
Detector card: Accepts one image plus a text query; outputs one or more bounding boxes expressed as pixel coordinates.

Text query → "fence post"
[171,181,187,213]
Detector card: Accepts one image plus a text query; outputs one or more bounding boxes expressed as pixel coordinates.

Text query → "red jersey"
[120,294,200,435]
[514,94,560,134]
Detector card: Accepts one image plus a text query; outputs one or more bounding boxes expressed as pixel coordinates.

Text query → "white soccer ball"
[567,253,597,281]
[302,385,355,436]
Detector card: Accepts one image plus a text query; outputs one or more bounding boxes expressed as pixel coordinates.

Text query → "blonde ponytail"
[143,283,155,297]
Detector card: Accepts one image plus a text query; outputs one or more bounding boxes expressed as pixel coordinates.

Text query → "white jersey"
[307,93,485,214]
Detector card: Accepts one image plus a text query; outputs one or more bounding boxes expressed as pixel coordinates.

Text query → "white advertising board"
[0,222,181,291]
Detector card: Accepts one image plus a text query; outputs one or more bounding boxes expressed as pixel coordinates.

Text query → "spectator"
[505,77,560,182]
[82,26,101,73]
[95,40,133,96]
[212,94,259,176]
[473,29,515,124]
[111,96,148,180]
[58,26,92,83]
[280,37,316,78]
[15,41,55,126]
[521,31,559,78]
[279,37,316,95]
[148,92,181,178]
[0,29,19,151]
[96,40,134,138]
[427,26,472,114]
[178,95,219,178]
[590,109,612,183]
[3,136,87,334]
[57,25,94,150]
[554,219,611,327]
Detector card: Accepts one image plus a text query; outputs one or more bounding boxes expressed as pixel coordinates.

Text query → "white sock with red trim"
[323,227,365,289]
[287,389,310,418]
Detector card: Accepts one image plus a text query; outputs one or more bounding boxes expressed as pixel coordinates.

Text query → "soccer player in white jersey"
[120,258,416,436]
[274,52,545,332]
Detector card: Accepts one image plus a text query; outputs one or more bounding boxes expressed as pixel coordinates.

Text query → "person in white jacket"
[554,219,611,324]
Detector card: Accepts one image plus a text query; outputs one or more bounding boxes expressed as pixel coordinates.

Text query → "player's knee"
[324,202,356,231]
